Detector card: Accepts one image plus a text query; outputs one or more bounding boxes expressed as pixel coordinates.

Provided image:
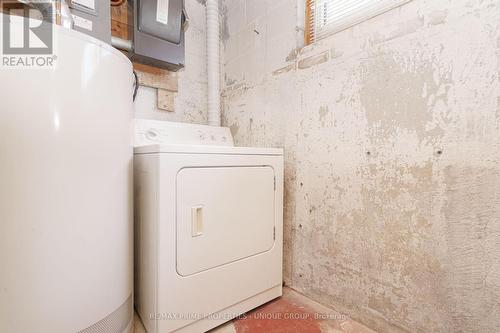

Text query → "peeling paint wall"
[134,0,208,124]
[221,0,500,332]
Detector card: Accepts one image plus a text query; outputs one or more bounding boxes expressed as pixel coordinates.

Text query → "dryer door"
[176,166,275,276]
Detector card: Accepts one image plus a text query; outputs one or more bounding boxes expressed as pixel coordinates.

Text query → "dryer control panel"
[134,119,234,147]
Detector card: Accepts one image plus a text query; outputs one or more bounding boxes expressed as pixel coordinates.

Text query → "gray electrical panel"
[131,0,185,71]
[68,0,111,43]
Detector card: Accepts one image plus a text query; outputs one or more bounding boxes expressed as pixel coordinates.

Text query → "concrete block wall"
[221,0,500,332]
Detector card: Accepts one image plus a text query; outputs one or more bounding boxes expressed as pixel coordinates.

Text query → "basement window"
[305,0,412,44]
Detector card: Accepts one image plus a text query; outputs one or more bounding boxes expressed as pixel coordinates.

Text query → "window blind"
[307,0,411,43]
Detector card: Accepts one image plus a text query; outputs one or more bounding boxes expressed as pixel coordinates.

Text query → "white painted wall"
[221,0,500,332]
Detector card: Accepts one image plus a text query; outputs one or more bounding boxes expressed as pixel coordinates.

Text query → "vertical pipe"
[206,0,221,127]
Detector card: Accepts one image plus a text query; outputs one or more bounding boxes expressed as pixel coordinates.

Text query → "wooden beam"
[157,89,175,112]
[111,1,132,39]
[133,62,179,92]
[305,0,314,45]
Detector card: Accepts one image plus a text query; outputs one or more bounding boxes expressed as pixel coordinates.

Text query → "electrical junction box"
[68,0,111,43]
[131,0,185,71]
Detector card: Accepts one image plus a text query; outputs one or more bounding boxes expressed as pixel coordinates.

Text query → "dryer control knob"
[145,129,160,141]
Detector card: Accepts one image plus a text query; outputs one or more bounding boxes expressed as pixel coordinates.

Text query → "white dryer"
[133,120,284,333]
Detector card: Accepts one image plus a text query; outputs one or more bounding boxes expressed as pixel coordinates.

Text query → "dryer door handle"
[191,206,204,237]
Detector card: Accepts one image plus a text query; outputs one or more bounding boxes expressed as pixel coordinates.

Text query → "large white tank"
[0,15,134,333]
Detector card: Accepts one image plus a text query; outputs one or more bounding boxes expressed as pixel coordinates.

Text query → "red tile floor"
[134,288,376,333]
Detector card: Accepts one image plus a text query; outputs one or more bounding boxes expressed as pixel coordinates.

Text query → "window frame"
[305,0,412,45]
